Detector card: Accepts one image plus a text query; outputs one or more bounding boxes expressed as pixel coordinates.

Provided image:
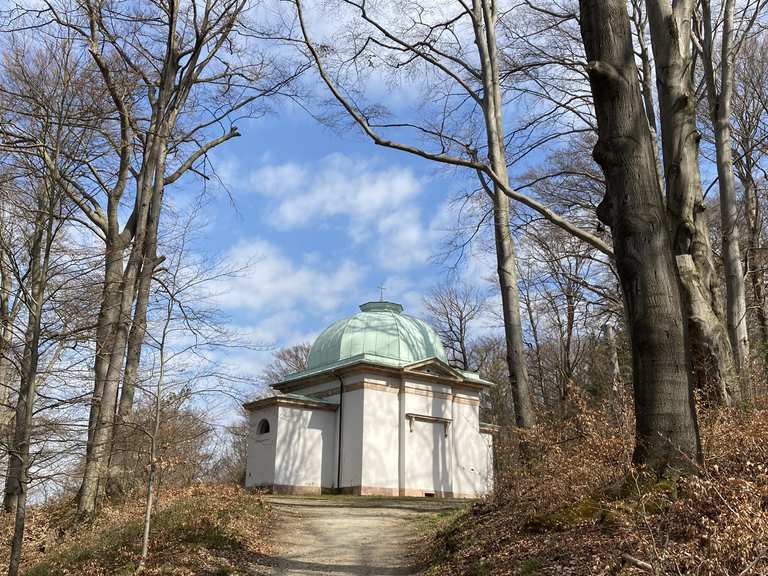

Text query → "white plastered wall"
[402,377,453,495]
[274,406,337,490]
[360,375,400,491]
[245,406,277,488]
[451,390,493,497]
[339,387,364,489]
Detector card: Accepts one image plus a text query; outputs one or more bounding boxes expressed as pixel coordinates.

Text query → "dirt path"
[260,496,466,576]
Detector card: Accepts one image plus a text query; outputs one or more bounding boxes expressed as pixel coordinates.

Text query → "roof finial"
[377,283,386,301]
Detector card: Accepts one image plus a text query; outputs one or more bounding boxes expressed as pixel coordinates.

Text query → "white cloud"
[203,238,368,379]
[248,153,440,271]
[250,163,307,197]
[249,153,421,229]
[215,238,365,315]
[375,207,431,270]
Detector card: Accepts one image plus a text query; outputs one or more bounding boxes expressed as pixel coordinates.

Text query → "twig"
[739,554,765,576]
[621,553,654,572]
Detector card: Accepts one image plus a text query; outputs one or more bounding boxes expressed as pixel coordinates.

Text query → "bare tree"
[2,185,67,576]
[696,0,764,401]
[0,33,109,575]
[424,282,486,371]
[643,0,740,406]
[7,0,301,515]
[731,36,768,383]
[261,343,311,386]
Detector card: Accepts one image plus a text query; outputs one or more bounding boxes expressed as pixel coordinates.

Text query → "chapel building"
[244,301,495,498]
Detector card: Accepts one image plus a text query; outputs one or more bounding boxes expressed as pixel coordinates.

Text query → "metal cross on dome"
[377,284,386,301]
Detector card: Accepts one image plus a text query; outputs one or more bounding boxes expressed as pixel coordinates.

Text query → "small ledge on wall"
[405,412,452,437]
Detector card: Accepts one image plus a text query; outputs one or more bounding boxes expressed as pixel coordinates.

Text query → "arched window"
[256,419,270,434]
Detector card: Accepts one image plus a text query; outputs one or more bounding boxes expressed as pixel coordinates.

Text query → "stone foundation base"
[341,485,479,498]
[255,483,480,499]
[270,484,323,495]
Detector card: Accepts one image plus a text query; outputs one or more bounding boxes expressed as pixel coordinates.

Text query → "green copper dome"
[306,301,447,370]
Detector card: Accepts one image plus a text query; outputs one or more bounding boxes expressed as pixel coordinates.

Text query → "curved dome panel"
[307,301,447,369]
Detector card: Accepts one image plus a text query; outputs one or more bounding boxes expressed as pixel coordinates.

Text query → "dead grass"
[422,396,768,575]
[0,484,273,575]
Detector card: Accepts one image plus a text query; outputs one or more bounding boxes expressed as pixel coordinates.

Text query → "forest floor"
[421,402,768,576]
[6,403,765,576]
[1,484,275,575]
[257,495,466,576]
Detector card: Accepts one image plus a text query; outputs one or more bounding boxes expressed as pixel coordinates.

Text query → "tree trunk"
[117,191,163,426]
[138,294,171,570]
[112,174,165,496]
[743,178,768,367]
[78,180,155,515]
[644,0,740,407]
[630,0,664,192]
[493,195,535,427]
[0,254,15,436]
[77,240,130,515]
[4,188,55,576]
[701,0,751,402]
[579,0,702,472]
[3,193,51,514]
[473,0,536,428]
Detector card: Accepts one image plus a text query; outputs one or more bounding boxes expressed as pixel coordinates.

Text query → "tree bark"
[77,237,132,514]
[117,188,164,425]
[3,191,52,513]
[579,0,702,472]
[0,252,15,436]
[701,0,751,402]
[743,178,768,364]
[644,0,740,406]
[473,0,536,428]
[630,0,664,192]
[4,187,56,576]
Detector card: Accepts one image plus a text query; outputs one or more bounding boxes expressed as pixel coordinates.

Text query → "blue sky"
[183,103,500,379]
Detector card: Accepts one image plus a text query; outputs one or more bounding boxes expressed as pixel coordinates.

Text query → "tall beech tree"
[579,0,702,471]
[732,39,768,370]
[295,0,614,427]
[698,0,761,401]
[644,0,739,406]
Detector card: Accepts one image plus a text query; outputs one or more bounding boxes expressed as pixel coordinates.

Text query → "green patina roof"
[306,301,447,370]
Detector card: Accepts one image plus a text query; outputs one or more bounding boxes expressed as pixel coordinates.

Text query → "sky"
[179,102,501,385]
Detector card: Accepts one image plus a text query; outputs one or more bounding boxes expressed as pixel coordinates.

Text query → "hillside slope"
[0,485,273,576]
[423,405,768,575]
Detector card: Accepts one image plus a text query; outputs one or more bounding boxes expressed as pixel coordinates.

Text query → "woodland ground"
[260,496,465,576]
[2,402,766,576]
[0,488,463,576]
[0,485,275,575]
[422,400,768,576]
